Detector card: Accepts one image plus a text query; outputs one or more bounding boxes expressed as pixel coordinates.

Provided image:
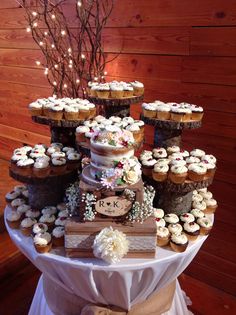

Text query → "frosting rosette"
[92,227,129,264]
[91,128,134,148]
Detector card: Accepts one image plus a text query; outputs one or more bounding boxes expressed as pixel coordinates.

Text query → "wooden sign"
[95,196,132,217]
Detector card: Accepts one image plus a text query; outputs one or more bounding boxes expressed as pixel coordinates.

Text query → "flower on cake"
[92,227,129,264]
[91,129,134,147]
[123,170,139,185]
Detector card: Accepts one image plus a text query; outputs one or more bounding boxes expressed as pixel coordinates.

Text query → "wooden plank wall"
[0,0,235,295]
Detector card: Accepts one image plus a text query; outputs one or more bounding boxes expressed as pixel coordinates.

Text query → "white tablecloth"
[5,206,207,314]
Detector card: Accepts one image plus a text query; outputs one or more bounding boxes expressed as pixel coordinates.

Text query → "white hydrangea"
[92,227,129,264]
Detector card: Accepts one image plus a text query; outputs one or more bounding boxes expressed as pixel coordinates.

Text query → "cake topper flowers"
[92,227,129,264]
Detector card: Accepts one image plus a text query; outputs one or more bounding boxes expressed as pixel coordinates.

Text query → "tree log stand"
[141,115,202,148]
[9,168,77,209]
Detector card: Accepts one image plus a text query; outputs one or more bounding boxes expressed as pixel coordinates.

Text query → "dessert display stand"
[4,206,208,315]
[88,95,143,118]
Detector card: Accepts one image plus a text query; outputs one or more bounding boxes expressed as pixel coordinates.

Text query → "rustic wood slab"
[32,115,85,127]
[88,95,144,106]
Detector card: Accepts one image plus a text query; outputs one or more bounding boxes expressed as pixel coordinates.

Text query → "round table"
[5,206,209,315]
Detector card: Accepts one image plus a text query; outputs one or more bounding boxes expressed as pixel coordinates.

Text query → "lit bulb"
[44,31,48,36]
[76,79,80,84]
[32,11,37,16]
[104,71,108,75]
[68,64,73,69]
[51,44,55,48]
[54,64,58,69]
[61,30,66,36]
[94,77,98,81]
[69,59,73,64]
[33,22,38,27]
[77,1,82,7]
[101,76,104,79]
[81,53,85,59]
[39,41,43,46]
[53,81,57,86]
[44,68,48,75]
[36,60,41,66]
[68,47,72,53]
[63,84,68,88]
[26,27,31,33]
[51,14,56,19]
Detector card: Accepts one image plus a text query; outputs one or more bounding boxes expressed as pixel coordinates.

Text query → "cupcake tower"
[141,100,203,147]
[87,80,144,118]
[139,100,217,215]
[29,97,96,147]
[9,143,80,209]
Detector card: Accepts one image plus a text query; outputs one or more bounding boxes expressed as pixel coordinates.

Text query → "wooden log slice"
[88,95,144,106]
[141,115,202,130]
[50,126,77,147]
[157,191,193,215]
[154,128,182,148]
[32,115,84,127]
[143,174,214,194]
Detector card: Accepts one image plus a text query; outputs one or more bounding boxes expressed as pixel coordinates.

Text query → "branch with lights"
[18,0,115,98]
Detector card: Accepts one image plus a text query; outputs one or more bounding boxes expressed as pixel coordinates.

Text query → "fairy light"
[39,41,43,46]
[51,44,55,48]
[53,81,57,86]
[68,64,73,69]
[76,79,80,84]
[26,27,31,33]
[69,59,73,64]
[51,14,56,19]
[33,22,38,27]
[36,60,41,66]
[63,83,68,88]
[104,71,108,75]
[94,77,98,81]
[54,64,58,69]
[32,11,37,16]
[44,31,48,36]
[77,1,82,7]
[61,30,66,36]
[44,68,49,75]
[81,53,85,59]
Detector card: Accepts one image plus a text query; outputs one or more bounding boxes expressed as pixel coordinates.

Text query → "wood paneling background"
[0,0,235,296]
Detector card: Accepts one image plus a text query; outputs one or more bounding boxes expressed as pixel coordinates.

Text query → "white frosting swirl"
[7,211,21,221]
[33,223,48,234]
[180,213,195,223]
[156,227,170,238]
[52,226,65,238]
[168,223,183,235]
[197,217,213,228]
[34,232,51,246]
[184,222,200,233]
[171,233,188,244]
[21,217,37,228]
[153,208,164,218]
[164,213,179,224]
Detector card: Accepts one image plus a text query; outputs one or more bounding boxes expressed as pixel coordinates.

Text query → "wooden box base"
[65,217,157,259]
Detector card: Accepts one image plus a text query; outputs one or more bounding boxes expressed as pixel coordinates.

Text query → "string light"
[54,64,58,69]
[61,30,66,36]
[63,83,68,88]
[77,1,82,7]
[51,14,56,19]
[94,77,98,81]
[69,59,73,64]
[44,68,49,75]
[104,71,108,75]
[39,41,43,46]
[68,64,73,69]
[35,60,41,66]
[51,44,55,48]
[26,27,31,33]
[76,79,80,84]
[81,53,85,59]
[33,22,38,27]
[53,81,57,86]
[44,31,48,36]
[32,11,37,16]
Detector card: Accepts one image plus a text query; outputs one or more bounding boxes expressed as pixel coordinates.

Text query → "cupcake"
[152,163,169,182]
[190,105,204,121]
[39,214,56,231]
[192,200,207,212]
[197,217,213,235]
[51,157,67,174]
[170,233,189,252]
[131,81,144,96]
[5,190,21,204]
[87,81,98,96]
[142,159,157,177]
[42,206,57,216]
[34,232,52,253]
[185,156,200,165]
[142,103,157,118]
[139,150,153,162]
[200,160,216,178]
[16,158,34,176]
[156,227,170,247]
[22,189,29,200]
[64,105,78,120]
[29,102,43,116]
[77,104,90,120]
[20,217,37,236]
[198,190,213,200]
[47,146,60,156]
[25,209,41,219]
[11,152,27,171]
[11,198,25,210]
[170,105,186,122]
[152,148,167,159]
[192,193,203,203]
[170,158,186,167]
[32,223,48,237]
[167,146,180,154]
[126,124,143,143]
[183,222,200,241]
[190,209,205,219]
[6,210,22,229]
[96,84,110,99]
[48,104,64,120]
[123,84,134,98]
[87,103,96,119]
[67,152,81,170]
[17,204,31,217]
[54,216,67,227]
[188,163,207,181]
[179,213,195,225]
[153,208,164,219]
[110,84,124,98]
[52,226,65,247]
[169,165,188,184]
[42,102,52,117]
[190,149,205,159]
[156,103,171,120]
[205,198,218,214]
[58,210,69,218]
[164,213,179,225]
[168,223,183,235]
[154,218,166,228]
[33,158,51,178]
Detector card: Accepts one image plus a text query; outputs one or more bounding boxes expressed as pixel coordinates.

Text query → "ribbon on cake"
[43,275,176,315]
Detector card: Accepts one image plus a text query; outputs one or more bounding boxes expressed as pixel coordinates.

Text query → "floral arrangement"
[81,193,97,221]
[91,129,135,148]
[65,181,80,217]
[96,157,142,189]
[92,227,129,263]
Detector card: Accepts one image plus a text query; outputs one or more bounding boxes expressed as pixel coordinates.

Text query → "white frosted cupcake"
[197,217,213,235]
[169,165,188,184]
[20,217,37,236]
[168,223,183,235]
[17,204,31,216]
[6,211,22,229]
[11,198,25,210]
[33,158,50,178]
[142,158,157,177]
[155,218,166,228]
[52,226,65,247]
[192,200,207,212]
[156,227,170,247]
[188,163,207,181]
[205,198,218,214]
[5,190,21,204]
[142,103,157,118]
[180,213,195,224]
[199,190,213,200]
[190,209,205,219]
[25,209,41,219]
[152,148,167,159]
[152,163,169,182]
[131,81,144,96]
[170,233,189,252]
[183,222,200,241]
[164,213,179,225]
[156,103,171,120]
[32,223,48,236]
[190,149,205,158]
[34,232,52,253]
[55,216,67,226]
[167,146,180,154]
[51,157,67,174]
[192,193,203,203]
[39,214,56,231]
[42,206,57,216]
[153,208,164,219]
